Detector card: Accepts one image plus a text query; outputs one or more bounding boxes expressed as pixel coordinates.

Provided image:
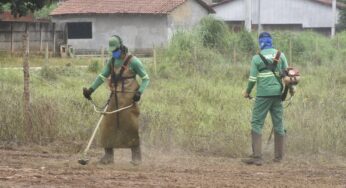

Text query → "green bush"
[87,60,100,73]
[237,31,256,55]
[34,3,58,19]
[198,15,229,51]
[39,65,57,80]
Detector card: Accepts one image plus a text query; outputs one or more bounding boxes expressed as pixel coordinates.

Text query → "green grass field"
[0,48,345,157]
[1,17,346,157]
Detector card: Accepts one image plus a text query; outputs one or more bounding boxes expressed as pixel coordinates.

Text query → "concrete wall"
[213,0,245,21]
[168,0,210,37]
[51,0,210,54]
[0,21,64,54]
[213,0,340,29]
[252,0,339,28]
[52,14,168,54]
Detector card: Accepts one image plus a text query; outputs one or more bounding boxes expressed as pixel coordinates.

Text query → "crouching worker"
[242,32,290,166]
[83,35,149,165]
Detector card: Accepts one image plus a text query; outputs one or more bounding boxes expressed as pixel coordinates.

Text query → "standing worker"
[83,35,150,165]
[242,32,293,165]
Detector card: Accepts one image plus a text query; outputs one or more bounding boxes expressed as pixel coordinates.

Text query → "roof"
[0,12,49,22]
[211,0,346,8]
[50,0,214,16]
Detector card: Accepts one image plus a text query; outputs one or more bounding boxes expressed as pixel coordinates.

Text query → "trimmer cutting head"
[78,158,89,165]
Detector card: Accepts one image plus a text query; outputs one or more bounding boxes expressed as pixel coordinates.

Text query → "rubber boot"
[99,148,114,165]
[273,132,284,162]
[130,145,142,166]
[242,131,263,166]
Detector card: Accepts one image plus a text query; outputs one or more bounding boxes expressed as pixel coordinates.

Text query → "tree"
[337,0,346,31]
[0,0,45,17]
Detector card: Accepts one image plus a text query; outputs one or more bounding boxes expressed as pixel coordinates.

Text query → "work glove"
[133,91,141,102]
[243,91,252,100]
[83,87,94,100]
[289,85,296,96]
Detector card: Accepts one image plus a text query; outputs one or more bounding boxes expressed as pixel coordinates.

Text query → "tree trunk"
[23,31,32,141]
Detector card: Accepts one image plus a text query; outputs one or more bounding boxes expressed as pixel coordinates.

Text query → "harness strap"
[110,54,133,128]
[258,51,284,96]
[110,54,133,84]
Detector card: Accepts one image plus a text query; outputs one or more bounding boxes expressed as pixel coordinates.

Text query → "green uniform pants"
[251,96,285,135]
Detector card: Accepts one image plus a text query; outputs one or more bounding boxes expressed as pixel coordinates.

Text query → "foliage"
[198,15,230,51]
[0,2,10,12]
[40,65,57,80]
[87,60,101,73]
[337,0,346,31]
[237,31,256,55]
[33,2,57,19]
[0,0,45,17]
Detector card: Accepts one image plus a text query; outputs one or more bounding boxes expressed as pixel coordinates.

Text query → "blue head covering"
[112,49,122,59]
[258,32,273,50]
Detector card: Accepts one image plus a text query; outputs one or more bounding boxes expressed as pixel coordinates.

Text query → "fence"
[0,21,65,55]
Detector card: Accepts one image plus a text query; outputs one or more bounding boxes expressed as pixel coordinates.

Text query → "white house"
[211,0,345,35]
[50,0,214,55]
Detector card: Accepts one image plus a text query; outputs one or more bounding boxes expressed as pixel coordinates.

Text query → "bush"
[34,3,58,19]
[198,15,229,51]
[40,65,57,80]
[237,31,256,55]
[88,60,101,73]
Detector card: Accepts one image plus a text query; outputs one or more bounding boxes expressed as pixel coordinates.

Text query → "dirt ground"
[0,146,345,188]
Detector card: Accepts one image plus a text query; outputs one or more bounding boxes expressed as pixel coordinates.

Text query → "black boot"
[242,131,263,166]
[130,145,142,166]
[99,148,114,165]
[273,132,284,162]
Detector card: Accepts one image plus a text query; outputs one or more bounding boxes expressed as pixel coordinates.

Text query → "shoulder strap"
[273,51,281,65]
[258,51,284,93]
[110,55,133,84]
[258,53,269,66]
[119,54,133,77]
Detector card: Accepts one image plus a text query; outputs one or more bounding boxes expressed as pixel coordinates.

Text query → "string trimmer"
[78,98,134,165]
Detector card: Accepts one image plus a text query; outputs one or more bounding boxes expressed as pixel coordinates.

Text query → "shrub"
[88,60,101,73]
[237,31,256,55]
[198,15,229,51]
[39,65,57,80]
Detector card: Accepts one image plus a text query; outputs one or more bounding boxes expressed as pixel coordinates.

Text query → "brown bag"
[282,67,300,85]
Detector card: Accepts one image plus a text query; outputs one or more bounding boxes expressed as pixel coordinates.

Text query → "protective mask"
[259,37,273,50]
[112,49,122,59]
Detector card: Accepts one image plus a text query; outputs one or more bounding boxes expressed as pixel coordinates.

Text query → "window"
[67,22,92,39]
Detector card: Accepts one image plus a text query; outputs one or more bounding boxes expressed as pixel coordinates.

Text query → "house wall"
[52,14,168,54]
[213,0,245,21]
[252,0,339,28]
[213,0,340,29]
[168,0,209,37]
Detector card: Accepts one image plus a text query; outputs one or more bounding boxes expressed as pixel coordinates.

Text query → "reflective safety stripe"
[258,72,274,78]
[249,76,257,82]
[258,74,275,78]
[98,74,106,81]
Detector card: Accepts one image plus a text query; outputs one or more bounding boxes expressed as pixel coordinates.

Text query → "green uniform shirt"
[90,55,150,93]
[246,48,288,97]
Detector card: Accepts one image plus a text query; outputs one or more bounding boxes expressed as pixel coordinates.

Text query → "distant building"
[50,0,214,55]
[211,0,345,35]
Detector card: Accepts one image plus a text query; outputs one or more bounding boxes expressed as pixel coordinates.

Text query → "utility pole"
[331,0,336,38]
[257,0,262,35]
[245,0,252,32]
